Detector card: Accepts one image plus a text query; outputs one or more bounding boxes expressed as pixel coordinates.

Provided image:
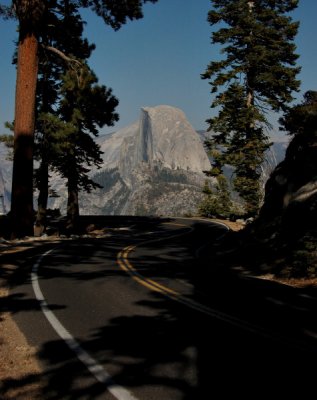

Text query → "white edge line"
[32,249,138,400]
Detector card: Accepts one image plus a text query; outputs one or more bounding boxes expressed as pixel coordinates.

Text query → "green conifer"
[35,2,119,232]
[202,0,301,216]
[53,65,118,230]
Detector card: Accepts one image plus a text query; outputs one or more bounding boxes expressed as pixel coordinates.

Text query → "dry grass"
[0,283,43,399]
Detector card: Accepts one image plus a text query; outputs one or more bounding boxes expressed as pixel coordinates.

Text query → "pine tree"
[202,0,300,216]
[6,0,158,238]
[34,0,97,233]
[199,177,233,219]
[279,90,317,137]
[52,65,118,231]
[34,2,119,232]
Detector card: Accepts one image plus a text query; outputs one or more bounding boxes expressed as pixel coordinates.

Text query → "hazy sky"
[0,0,316,137]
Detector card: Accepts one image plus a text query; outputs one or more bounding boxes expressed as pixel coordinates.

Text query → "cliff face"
[97,106,211,174]
[134,106,211,173]
[49,105,212,216]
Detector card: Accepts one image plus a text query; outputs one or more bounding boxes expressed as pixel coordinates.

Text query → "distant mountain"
[0,106,289,217]
[48,105,212,216]
[262,140,289,182]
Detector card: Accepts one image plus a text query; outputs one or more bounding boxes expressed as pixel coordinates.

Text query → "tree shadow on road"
[1,217,317,399]
[19,286,317,399]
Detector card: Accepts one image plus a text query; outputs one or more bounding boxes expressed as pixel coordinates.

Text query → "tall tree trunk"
[10,30,39,238]
[66,179,79,233]
[34,160,49,236]
[10,0,46,238]
[35,60,51,236]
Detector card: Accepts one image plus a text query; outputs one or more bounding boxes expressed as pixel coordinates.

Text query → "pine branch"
[41,44,85,86]
[43,45,82,67]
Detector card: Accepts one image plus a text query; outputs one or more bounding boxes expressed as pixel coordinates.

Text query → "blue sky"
[0,0,316,137]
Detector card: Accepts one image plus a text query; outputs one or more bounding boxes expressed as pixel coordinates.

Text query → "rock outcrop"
[134,106,211,173]
[246,97,317,278]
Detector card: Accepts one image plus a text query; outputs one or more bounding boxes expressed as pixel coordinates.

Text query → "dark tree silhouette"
[7,0,158,238]
[202,0,300,216]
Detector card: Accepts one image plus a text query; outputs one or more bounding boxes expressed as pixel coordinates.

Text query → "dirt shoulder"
[0,288,43,399]
[0,235,66,399]
[0,253,44,399]
[213,218,244,232]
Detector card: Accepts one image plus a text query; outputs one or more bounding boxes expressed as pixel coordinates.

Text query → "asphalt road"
[8,217,317,399]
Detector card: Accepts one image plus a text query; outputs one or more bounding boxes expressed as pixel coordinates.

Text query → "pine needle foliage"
[34,1,119,231]
[199,177,233,219]
[202,0,301,216]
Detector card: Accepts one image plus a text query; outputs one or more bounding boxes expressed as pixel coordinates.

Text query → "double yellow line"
[117,245,179,296]
[116,227,232,318]
[117,222,191,297]
[117,242,239,319]
[116,223,305,348]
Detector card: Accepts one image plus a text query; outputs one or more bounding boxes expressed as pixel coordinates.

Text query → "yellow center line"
[116,224,224,315]
[116,221,312,350]
[118,246,178,296]
[118,244,225,317]
[116,223,235,317]
[162,222,189,228]
[116,224,193,298]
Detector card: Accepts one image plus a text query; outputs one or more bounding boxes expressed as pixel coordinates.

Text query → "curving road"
[9,217,317,399]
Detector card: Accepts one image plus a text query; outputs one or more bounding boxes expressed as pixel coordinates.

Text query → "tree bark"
[10,31,39,238]
[66,180,79,233]
[34,160,49,236]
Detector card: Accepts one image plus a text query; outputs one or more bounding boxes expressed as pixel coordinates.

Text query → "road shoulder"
[0,263,43,399]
